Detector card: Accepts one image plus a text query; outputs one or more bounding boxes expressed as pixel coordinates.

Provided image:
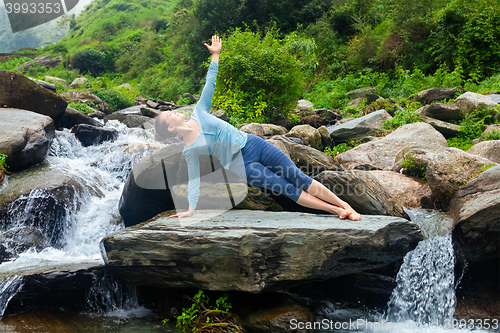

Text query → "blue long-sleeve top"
[182,61,248,209]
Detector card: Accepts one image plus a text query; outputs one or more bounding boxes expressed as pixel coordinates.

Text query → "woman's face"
[160,110,185,130]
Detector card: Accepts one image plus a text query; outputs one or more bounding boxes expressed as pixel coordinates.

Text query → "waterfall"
[0,276,24,320]
[0,121,163,317]
[385,208,457,326]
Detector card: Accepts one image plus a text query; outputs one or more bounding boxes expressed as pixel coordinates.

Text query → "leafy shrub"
[68,102,98,114]
[73,49,108,76]
[89,88,133,111]
[213,27,316,124]
[324,140,362,158]
[484,130,500,141]
[383,99,422,130]
[401,155,426,180]
[0,152,9,174]
[171,290,243,333]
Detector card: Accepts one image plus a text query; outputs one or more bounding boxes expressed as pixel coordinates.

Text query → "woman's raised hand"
[204,35,222,54]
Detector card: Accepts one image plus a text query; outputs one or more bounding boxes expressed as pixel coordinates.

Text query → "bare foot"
[347,211,361,221]
[336,208,350,219]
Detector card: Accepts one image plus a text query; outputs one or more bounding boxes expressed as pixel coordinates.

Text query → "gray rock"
[417,103,464,121]
[485,94,500,104]
[68,77,88,89]
[59,107,103,129]
[140,107,161,118]
[287,124,322,150]
[328,109,392,143]
[122,115,151,128]
[30,78,56,92]
[318,125,332,148]
[315,170,408,218]
[369,170,435,209]
[240,123,264,137]
[414,87,463,103]
[468,140,500,164]
[100,210,422,291]
[297,99,314,111]
[418,115,462,138]
[454,92,497,114]
[267,139,290,158]
[0,71,67,123]
[18,55,63,72]
[336,122,448,171]
[212,109,229,122]
[59,91,110,114]
[473,124,500,143]
[393,147,498,209]
[0,109,55,171]
[315,109,341,126]
[450,166,500,262]
[261,124,287,136]
[347,97,366,108]
[346,87,376,100]
[71,124,118,147]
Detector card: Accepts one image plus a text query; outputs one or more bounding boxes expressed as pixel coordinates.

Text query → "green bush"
[68,102,98,114]
[401,155,426,180]
[73,49,108,76]
[89,88,133,111]
[0,152,9,174]
[484,130,500,141]
[324,140,362,157]
[213,27,316,124]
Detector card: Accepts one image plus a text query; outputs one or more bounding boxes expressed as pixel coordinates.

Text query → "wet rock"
[335,122,448,171]
[68,77,88,89]
[393,147,498,209]
[101,210,422,291]
[0,109,55,171]
[418,115,462,138]
[467,140,500,164]
[315,170,408,218]
[0,71,67,123]
[417,103,464,121]
[369,171,436,209]
[122,115,151,128]
[242,304,313,333]
[71,124,118,147]
[287,125,322,150]
[328,109,391,143]
[414,87,464,103]
[0,227,47,263]
[58,107,103,129]
[454,92,497,114]
[450,166,500,262]
[59,91,110,114]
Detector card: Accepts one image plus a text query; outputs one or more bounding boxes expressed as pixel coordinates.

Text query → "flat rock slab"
[101,210,422,292]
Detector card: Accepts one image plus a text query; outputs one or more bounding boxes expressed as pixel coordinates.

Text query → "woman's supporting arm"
[170,152,200,218]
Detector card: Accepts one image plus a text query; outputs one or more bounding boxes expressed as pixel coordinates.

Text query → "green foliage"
[0,57,33,71]
[401,155,427,180]
[446,137,474,151]
[174,290,243,333]
[0,152,9,174]
[213,27,316,124]
[383,99,422,130]
[484,130,500,141]
[471,163,496,178]
[324,140,362,157]
[89,88,133,111]
[73,49,108,76]
[69,101,98,114]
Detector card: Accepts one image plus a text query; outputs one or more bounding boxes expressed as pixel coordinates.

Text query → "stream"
[0,121,493,332]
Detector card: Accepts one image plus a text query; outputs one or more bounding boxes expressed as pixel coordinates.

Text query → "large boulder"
[100,210,423,291]
[346,86,376,100]
[122,115,151,128]
[286,125,322,150]
[414,87,463,103]
[328,109,392,143]
[68,77,88,89]
[240,123,264,137]
[0,109,55,171]
[369,171,436,209]
[416,103,464,121]
[454,92,497,114]
[393,147,498,209]
[450,166,500,262]
[18,55,63,72]
[261,124,287,136]
[335,122,448,171]
[314,170,408,218]
[59,91,110,114]
[467,140,500,164]
[0,71,67,123]
[58,107,103,129]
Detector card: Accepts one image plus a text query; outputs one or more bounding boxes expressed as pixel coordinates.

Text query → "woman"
[155,35,361,221]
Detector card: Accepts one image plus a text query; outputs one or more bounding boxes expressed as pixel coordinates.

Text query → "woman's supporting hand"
[170,205,195,218]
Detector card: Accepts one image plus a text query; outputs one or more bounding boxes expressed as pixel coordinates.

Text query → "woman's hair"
[154,115,178,140]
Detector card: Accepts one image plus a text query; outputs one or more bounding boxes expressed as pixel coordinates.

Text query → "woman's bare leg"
[296,191,350,219]
[305,180,361,220]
